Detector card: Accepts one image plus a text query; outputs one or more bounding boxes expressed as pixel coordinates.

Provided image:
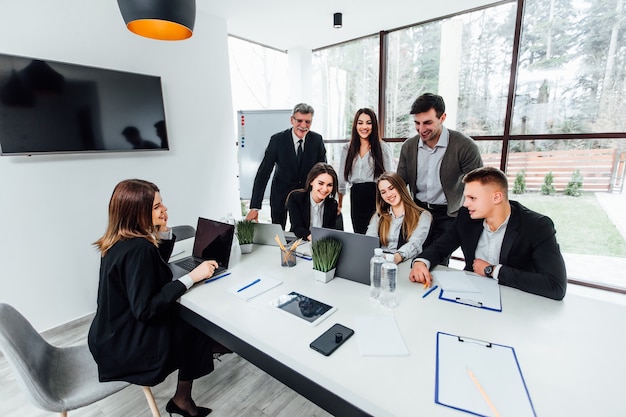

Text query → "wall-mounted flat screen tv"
[0,52,168,156]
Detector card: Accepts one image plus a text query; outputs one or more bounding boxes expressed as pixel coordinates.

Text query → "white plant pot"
[313,267,336,283]
[240,243,253,254]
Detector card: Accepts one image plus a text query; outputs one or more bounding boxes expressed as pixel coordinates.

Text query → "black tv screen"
[0,52,168,155]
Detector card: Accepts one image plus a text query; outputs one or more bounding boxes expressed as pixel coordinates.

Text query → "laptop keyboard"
[175,258,227,278]
[175,258,203,271]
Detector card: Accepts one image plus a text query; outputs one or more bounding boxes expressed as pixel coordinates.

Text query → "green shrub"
[513,170,526,194]
[541,171,556,195]
[564,169,584,197]
[236,220,255,244]
[311,238,342,272]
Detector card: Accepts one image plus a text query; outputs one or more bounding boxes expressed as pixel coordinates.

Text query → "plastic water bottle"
[369,248,385,300]
[381,254,398,308]
[223,212,241,266]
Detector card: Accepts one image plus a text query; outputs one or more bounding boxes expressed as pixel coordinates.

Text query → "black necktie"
[297,139,303,165]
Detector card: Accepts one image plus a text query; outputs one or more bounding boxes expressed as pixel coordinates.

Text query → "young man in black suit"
[246,103,327,228]
[409,167,567,300]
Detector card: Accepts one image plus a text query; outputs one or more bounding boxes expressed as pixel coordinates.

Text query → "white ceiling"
[200,0,498,51]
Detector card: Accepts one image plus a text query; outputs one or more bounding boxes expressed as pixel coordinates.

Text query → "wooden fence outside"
[482,148,626,193]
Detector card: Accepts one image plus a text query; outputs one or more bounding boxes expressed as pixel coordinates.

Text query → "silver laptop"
[253,222,297,246]
[169,217,235,279]
[310,227,380,285]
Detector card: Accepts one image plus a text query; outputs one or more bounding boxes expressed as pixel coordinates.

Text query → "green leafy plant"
[236,220,255,245]
[541,171,556,195]
[311,238,342,272]
[564,169,583,197]
[513,170,526,194]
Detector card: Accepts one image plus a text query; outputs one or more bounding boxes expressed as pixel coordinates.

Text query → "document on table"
[434,270,502,312]
[435,332,536,417]
[354,315,409,356]
[227,276,282,301]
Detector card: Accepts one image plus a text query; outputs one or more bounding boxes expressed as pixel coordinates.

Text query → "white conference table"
[173,240,626,417]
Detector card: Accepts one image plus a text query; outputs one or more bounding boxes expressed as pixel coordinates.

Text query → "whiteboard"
[237,109,292,200]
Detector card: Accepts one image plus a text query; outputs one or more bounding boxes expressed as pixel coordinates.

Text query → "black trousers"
[415,200,454,266]
[350,182,377,234]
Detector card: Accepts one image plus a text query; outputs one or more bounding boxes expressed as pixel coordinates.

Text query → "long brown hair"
[344,108,385,181]
[375,172,424,247]
[94,179,160,256]
[286,162,338,205]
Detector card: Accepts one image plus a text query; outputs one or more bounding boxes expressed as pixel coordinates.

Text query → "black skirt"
[350,182,377,234]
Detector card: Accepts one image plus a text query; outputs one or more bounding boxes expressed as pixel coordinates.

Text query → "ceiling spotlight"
[117,0,196,41]
[333,12,342,29]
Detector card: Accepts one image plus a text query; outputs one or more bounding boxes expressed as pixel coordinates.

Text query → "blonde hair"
[94,179,160,256]
[375,172,424,247]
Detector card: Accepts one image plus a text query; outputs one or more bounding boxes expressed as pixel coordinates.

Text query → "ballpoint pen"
[293,251,312,261]
[237,278,261,292]
[204,272,231,283]
[422,285,439,298]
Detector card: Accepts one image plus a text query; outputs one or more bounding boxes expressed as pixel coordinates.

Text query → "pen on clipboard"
[422,285,438,298]
[467,368,502,417]
[237,278,261,292]
[204,272,231,284]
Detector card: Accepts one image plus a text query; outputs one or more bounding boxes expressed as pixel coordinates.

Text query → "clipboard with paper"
[435,332,536,417]
[434,270,502,312]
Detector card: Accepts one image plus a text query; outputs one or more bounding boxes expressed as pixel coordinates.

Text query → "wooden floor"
[0,314,333,417]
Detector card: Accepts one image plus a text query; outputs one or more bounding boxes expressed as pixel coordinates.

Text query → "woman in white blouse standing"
[367,172,432,264]
[338,108,394,234]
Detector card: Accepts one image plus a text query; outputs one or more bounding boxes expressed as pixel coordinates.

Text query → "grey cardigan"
[397,129,483,217]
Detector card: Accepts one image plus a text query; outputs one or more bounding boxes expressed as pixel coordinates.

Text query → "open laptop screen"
[192,217,234,267]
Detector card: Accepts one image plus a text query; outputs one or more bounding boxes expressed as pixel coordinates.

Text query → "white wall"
[0,0,240,331]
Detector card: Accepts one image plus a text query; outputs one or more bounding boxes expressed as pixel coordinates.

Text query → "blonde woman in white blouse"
[338,108,394,234]
[366,172,432,264]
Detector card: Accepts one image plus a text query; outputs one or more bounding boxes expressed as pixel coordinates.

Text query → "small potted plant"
[311,237,342,283]
[236,220,255,254]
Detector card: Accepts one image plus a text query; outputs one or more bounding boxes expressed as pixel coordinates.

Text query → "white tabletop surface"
[174,240,626,417]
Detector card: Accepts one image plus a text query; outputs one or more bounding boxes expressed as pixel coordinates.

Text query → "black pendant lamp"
[117,0,196,41]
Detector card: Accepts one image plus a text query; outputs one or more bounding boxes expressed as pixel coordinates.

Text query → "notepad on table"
[227,276,282,301]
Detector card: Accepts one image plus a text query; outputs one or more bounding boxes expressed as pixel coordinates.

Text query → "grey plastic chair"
[171,225,196,241]
[0,303,160,417]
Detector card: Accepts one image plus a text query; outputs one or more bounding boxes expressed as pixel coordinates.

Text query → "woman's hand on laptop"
[190,260,219,283]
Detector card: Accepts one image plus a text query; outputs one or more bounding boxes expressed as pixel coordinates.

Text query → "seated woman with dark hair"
[88,179,220,417]
[366,172,432,264]
[286,162,342,241]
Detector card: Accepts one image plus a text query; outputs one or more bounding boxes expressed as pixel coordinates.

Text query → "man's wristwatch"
[483,264,494,278]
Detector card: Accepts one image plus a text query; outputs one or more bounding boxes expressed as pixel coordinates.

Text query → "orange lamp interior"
[127,19,192,41]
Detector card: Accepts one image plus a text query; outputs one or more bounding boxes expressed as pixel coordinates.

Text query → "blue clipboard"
[436,272,502,312]
[435,331,536,417]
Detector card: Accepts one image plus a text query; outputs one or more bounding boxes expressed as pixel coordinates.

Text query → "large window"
[386,3,516,140]
[228,36,289,111]
[312,0,626,292]
[312,35,380,141]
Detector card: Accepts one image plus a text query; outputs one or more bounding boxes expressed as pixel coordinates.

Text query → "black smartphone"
[309,323,354,356]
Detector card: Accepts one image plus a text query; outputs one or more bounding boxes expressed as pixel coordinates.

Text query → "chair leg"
[142,386,161,417]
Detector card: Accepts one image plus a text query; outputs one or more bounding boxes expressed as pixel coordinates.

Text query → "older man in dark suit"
[409,167,567,300]
[246,103,327,228]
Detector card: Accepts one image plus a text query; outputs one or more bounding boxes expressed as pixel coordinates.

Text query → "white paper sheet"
[354,315,410,356]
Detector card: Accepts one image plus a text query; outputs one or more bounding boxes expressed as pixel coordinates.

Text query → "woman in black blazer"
[88,179,218,417]
[286,162,342,241]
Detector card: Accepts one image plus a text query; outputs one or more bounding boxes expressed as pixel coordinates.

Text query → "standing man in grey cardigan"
[397,93,483,261]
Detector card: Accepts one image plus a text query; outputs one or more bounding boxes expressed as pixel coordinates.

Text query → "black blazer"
[88,236,186,385]
[417,201,567,300]
[250,128,326,212]
[286,190,341,239]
